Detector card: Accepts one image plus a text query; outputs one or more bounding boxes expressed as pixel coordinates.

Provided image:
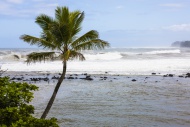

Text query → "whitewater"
[1,47,190,127]
[1,47,190,75]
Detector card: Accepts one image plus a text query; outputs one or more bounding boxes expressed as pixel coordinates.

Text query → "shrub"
[0,77,58,127]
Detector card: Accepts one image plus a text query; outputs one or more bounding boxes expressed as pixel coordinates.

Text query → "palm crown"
[20,6,109,63]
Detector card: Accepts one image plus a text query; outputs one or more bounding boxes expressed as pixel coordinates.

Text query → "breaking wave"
[84,52,122,60]
[144,49,180,55]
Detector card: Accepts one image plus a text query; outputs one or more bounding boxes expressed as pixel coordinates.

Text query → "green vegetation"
[0,77,58,127]
[20,6,110,118]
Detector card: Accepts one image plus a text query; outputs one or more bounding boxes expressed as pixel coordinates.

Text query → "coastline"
[1,71,190,126]
[2,70,190,82]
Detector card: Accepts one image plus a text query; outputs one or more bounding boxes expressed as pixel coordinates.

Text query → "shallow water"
[31,75,190,127]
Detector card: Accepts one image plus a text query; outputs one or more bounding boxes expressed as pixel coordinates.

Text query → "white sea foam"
[144,49,180,54]
[2,58,190,75]
[84,52,122,60]
[1,48,190,75]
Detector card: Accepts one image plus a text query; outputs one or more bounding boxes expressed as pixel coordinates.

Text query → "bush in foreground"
[0,77,59,127]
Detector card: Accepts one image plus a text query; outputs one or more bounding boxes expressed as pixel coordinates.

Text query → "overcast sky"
[0,0,190,48]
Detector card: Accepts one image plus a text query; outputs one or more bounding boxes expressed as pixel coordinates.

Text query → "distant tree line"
[171,41,190,48]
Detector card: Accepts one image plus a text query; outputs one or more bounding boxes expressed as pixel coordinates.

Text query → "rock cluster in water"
[1,72,190,84]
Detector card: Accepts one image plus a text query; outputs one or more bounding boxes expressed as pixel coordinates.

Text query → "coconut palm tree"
[20,6,109,119]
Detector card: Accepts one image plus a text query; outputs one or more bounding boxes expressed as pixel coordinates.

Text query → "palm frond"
[35,14,54,30]
[54,7,71,46]
[55,6,69,26]
[57,24,70,45]
[20,35,56,49]
[43,24,64,47]
[69,11,84,37]
[69,50,85,61]
[60,50,85,61]
[74,39,110,51]
[55,6,62,22]
[26,52,56,64]
[70,30,99,47]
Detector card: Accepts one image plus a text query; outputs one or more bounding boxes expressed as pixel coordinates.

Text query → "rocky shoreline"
[1,71,190,84]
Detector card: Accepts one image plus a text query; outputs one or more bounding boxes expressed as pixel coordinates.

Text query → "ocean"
[1,47,190,75]
[1,47,190,127]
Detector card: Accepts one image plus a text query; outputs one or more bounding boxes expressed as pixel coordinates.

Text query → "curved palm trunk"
[41,60,67,119]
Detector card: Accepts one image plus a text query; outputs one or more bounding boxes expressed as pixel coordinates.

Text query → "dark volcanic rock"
[86,77,93,80]
[52,76,59,79]
[11,77,16,80]
[11,77,23,81]
[80,77,93,81]
[168,74,174,77]
[86,75,91,78]
[30,78,39,81]
[80,75,93,81]
[17,78,23,81]
[163,74,174,77]
[132,79,136,82]
[83,73,88,75]
[68,77,75,79]
[43,77,49,81]
[186,73,190,77]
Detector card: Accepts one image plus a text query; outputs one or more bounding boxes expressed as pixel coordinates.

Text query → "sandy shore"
[1,71,190,127]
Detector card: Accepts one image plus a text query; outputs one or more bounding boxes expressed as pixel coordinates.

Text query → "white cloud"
[160,3,184,8]
[163,24,190,31]
[0,1,58,17]
[6,0,23,4]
